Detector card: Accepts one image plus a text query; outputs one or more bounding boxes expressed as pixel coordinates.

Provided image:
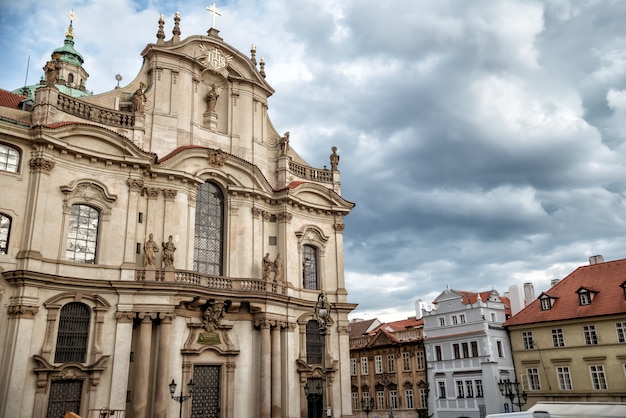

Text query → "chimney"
[589,255,604,265]
[550,279,560,287]
[523,282,535,306]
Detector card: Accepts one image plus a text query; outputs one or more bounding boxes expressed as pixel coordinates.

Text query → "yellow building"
[504,256,626,408]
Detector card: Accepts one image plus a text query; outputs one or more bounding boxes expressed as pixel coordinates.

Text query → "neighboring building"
[350,317,428,418]
[0,11,356,418]
[423,288,514,418]
[504,256,626,408]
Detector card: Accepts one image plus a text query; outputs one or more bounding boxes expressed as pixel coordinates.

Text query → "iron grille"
[191,365,221,418]
[55,302,90,363]
[306,320,323,365]
[46,379,83,418]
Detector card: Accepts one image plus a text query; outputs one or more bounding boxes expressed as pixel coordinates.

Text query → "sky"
[2,0,626,322]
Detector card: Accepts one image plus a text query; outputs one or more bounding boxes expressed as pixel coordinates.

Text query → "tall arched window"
[54,302,91,363]
[194,181,224,275]
[303,245,318,289]
[66,204,100,264]
[67,73,75,84]
[0,213,11,254]
[0,143,20,173]
[306,320,323,364]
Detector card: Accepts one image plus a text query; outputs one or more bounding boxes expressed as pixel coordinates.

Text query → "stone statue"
[207,83,222,112]
[132,86,146,112]
[263,253,273,281]
[330,146,340,171]
[274,253,283,282]
[144,233,158,267]
[162,235,176,268]
[43,57,60,88]
[280,132,290,155]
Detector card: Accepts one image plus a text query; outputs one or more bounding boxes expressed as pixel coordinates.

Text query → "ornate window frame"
[295,225,328,290]
[32,292,111,417]
[60,180,117,264]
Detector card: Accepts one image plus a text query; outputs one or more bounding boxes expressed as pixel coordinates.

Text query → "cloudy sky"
[3,0,626,322]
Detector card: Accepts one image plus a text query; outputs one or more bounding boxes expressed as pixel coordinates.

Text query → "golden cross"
[206,3,221,28]
[67,9,76,22]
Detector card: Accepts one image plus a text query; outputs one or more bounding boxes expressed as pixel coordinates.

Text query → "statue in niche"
[206,82,222,112]
[279,132,290,155]
[263,253,273,281]
[132,85,146,112]
[202,301,225,333]
[143,233,158,267]
[330,146,340,171]
[274,253,283,282]
[162,235,176,268]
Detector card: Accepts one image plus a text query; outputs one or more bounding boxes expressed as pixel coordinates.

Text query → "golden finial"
[65,9,76,38]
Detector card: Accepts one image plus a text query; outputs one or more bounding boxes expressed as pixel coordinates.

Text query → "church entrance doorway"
[191,365,221,418]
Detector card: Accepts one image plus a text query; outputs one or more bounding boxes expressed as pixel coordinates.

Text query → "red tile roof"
[441,290,512,316]
[504,258,626,327]
[0,89,26,109]
[349,319,379,338]
[376,316,424,332]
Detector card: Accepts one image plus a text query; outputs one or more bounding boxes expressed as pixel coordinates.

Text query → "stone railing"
[349,336,370,347]
[135,269,287,295]
[288,161,333,183]
[57,93,135,128]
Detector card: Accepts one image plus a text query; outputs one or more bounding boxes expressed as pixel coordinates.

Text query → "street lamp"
[361,397,374,418]
[498,378,527,412]
[315,291,331,417]
[169,378,194,418]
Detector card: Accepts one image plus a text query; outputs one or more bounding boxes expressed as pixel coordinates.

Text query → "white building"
[0,11,355,418]
[422,289,516,418]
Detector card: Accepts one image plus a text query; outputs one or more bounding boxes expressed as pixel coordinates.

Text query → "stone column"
[154,313,175,418]
[133,312,154,418]
[271,322,282,418]
[259,320,272,418]
[109,312,135,410]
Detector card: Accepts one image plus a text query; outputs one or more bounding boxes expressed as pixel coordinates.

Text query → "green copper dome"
[53,37,84,66]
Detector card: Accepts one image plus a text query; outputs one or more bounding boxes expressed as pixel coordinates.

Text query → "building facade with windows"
[0,12,355,418]
[349,317,428,418]
[423,288,514,418]
[504,256,626,407]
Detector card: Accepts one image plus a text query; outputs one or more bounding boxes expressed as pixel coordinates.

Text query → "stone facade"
[349,318,427,418]
[0,14,355,418]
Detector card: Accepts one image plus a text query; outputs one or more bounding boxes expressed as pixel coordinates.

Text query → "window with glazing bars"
[306,320,322,364]
[66,204,99,264]
[302,244,318,289]
[0,213,11,254]
[0,143,20,173]
[194,182,224,275]
[54,302,90,363]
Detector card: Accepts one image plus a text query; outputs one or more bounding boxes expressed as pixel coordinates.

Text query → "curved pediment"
[281,182,355,213]
[39,122,153,161]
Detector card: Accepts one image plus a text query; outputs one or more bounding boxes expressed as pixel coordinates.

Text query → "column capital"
[116,311,135,323]
[8,304,39,318]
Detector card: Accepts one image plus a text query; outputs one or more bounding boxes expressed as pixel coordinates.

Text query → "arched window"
[66,204,100,264]
[194,181,224,275]
[0,143,20,173]
[306,320,323,364]
[303,245,318,289]
[0,213,11,254]
[67,73,74,84]
[54,302,91,363]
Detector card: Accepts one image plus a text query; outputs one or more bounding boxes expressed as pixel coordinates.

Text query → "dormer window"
[539,293,555,311]
[576,288,596,306]
[621,281,626,300]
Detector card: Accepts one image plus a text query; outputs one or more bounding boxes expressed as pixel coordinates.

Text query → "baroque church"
[0,9,355,418]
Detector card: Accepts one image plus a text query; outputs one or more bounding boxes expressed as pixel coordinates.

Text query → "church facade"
[0,11,355,418]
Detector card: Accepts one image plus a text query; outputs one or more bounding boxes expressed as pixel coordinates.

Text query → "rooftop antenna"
[23,55,30,88]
